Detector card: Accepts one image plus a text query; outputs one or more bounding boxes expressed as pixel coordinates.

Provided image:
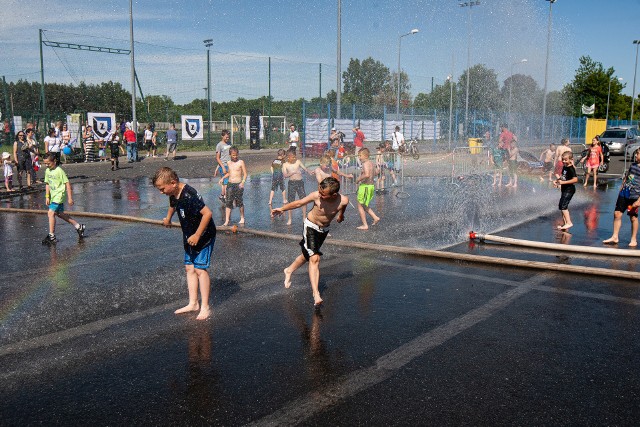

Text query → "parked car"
[517,150,544,173]
[599,127,640,155]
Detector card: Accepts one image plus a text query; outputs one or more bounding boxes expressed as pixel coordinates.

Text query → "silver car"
[600,127,640,155]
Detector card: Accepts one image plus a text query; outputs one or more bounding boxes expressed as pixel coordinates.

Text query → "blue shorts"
[184,239,214,270]
[49,202,64,213]
[217,165,229,185]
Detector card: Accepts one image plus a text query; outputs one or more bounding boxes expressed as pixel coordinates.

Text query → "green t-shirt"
[44,166,69,204]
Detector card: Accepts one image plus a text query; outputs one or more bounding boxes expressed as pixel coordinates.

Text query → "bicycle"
[399,137,420,160]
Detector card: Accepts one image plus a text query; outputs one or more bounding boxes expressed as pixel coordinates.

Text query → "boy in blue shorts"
[153,167,216,320]
[42,153,85,245]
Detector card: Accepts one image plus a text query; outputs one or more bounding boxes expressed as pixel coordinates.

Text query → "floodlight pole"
[39,29,45,117]
[541,0,556,143]
[396,29,419,117]
[631,40,640,124]
[459,1,480,137]
[129,0,137,134]
[204,39,213,147]
[336,0,341,119]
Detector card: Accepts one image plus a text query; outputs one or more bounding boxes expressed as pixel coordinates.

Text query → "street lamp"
[396,28,419,117]
[508,58,528,125]
[605,77,623,124]
[631,40,640,124]
[447,75,454,149]
[459,1,480,136]
[541,0,556,142]
[204,39,213,147]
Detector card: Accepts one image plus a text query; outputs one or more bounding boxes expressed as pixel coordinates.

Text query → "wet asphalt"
[1,149,639,425]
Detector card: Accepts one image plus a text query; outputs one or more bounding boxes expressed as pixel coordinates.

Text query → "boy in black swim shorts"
[271,177,349,306]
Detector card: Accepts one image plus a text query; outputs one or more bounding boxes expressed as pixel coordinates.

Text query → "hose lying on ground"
[3,207,640,280]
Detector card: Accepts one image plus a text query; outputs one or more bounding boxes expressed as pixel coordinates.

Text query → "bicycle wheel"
[411,145,419,160]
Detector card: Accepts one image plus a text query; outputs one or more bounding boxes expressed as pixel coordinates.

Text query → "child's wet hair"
[153,167,179,185]
[319,155,331,166]
[229,146,239,154]
[45,152,58,164]
[561,151,573,160]
[277,149,286,157]
[319,177,340,194]
[359,148,370,157]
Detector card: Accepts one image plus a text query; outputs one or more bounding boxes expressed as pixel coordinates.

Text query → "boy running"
[355,148,380,230]
[42,153,86,244]
[154,167,216,320]
[271,177,348,306]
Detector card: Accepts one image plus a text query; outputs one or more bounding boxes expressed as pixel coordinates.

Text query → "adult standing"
[25,128,39,183]
[124,123,138,163]
[288,124,299,153]
[498,124,515,158]
[391,125,405,173]
[144,124,153,158]
[165,124,178,160]
[12,130,33,189]
[329,128,341,149]
[44,127,62,163]
[353,126,365,155]
[215,129,232,202]
[83,125,96,163]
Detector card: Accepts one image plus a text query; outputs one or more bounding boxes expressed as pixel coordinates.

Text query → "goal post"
[231,114,287,145]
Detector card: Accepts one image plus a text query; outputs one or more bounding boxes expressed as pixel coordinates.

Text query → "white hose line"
[476,233,640,257]
[3,207,640,280]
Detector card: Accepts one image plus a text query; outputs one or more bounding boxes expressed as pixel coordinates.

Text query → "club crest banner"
[87,112,116,138]
[581,104,595,115]
[181,115,203,140]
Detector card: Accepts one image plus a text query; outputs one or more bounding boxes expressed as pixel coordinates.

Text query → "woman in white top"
[44,127,62,163]
[144,125,153,157]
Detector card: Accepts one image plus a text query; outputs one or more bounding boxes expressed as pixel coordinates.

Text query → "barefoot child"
[41,153,86,244]
[271,177,348,306]
[540,143,555,182]
[3,152,15,192]
[219,146,247,226]
[269,149,286,206]
[355,148,380,230]
[153,167,216,320]
[553,151,578,231]
[603,149,640,247]
[282,149,310,225]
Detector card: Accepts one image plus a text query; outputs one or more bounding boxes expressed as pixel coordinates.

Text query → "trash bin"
[468,137,483,154]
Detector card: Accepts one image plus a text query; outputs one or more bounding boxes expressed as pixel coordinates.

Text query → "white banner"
[581,104,595,115]
[66,114,81,148]
[87,112,116,139]
[181,115,203,140]
[13,116,22,132]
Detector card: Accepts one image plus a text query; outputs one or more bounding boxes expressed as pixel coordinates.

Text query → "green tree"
[501,74,541,115]
[374,71,411,108]
[414,79,457,112]
[457,64,501,113]
[342,57,391,105]
[564,55,626,119]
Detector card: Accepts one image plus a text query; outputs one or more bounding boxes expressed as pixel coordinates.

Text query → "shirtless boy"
[219,146,247,226]
[271,177,348,306]
[355,148,380,230]
[282,149,309,225]
[311,154,353,184]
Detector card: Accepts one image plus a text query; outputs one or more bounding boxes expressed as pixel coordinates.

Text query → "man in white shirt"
[289,124,299,153]
[391,125,405,151]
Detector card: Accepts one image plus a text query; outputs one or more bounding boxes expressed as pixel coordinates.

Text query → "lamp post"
[631,40,640,124]
[606,77,623,124]
[459,1,480,137]
[508,58,528,125]
[204,39,213,147]
[129,0,137,134]
[541,0,556,142]
[447,75,454,149]
[396,28,419,117]
[336,0,341,119]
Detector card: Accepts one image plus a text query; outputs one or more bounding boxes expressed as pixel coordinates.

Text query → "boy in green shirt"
[42,153,85,244]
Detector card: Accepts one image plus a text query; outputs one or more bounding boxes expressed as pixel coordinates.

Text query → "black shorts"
[544,162,553,172]
[614,194,639,217]
[225,182,244,209]
[110,144,120,158]
[299,219,329,260]
[287,180,306,203]
[271,177,284,192]
[559,187,575,211]
[17,154,32,172]
[145,140,154,149]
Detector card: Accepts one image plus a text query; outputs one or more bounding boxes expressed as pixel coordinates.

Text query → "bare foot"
[222,222,229,226]
[357,225,369,230]
[286,220,292,225]
[175,303,199,315]
[196,306,212,320]
[284,268,292,288]
[371,218,380,226]
[512,184,517,188]
[560,223,573,231]
[239,218,245,224]
[505,183,512,187]
[629,241,638,248]
[603,237,618,244]
[313,295,323,306]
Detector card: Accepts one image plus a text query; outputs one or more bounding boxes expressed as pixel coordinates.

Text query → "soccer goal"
[231,115,287,145]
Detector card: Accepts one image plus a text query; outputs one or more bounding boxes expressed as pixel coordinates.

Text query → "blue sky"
[2,0,639,105]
